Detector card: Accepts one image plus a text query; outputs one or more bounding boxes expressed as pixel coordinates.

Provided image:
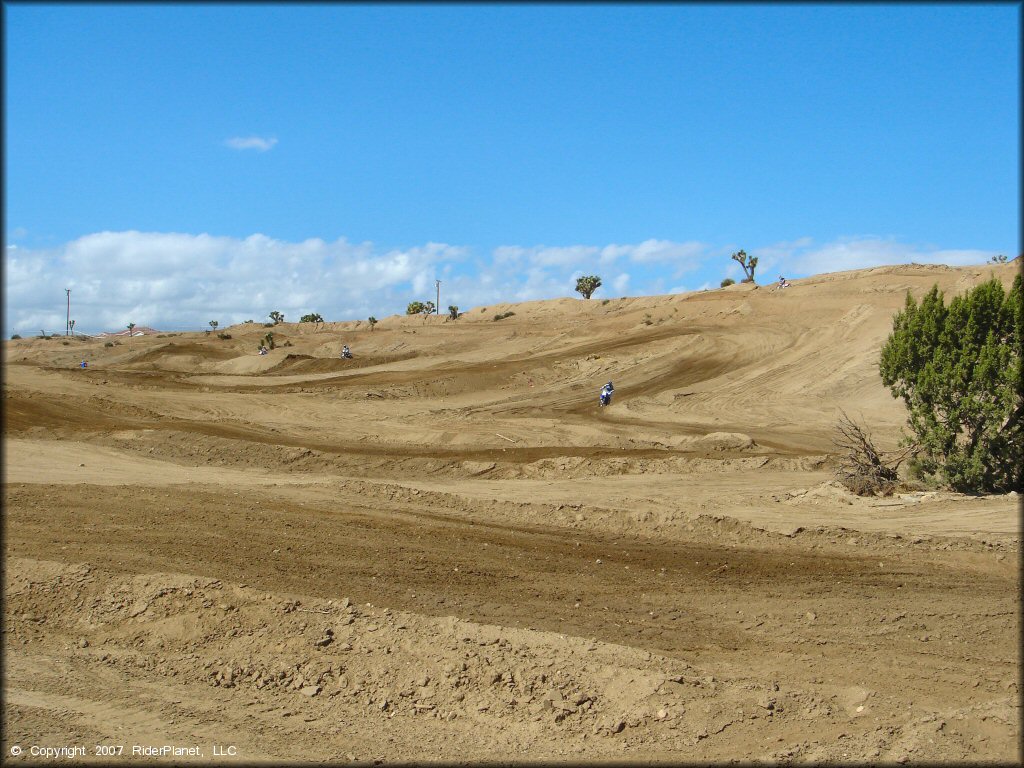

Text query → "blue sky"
[4,3,1019,335]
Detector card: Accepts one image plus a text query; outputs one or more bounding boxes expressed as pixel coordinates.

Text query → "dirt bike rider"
[341,345,352,359]
[600,380,614,406]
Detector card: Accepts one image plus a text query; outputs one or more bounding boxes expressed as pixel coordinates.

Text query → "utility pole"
[435,279,441,315]
[65,288,71,336]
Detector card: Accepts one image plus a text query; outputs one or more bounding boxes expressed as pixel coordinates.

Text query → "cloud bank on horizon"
[3,230,1006,336]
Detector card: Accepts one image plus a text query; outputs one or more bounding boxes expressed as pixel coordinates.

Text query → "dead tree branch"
[833,410,918,496]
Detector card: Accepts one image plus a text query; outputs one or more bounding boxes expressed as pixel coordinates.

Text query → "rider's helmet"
[606,381,613,389]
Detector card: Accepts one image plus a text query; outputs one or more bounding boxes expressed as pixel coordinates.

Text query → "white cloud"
[225,136,278,151]
[496,239,708,274]
[3,231,460,335]
[601,239,707,265]
[4,231,1003,337]
[495,244,600,268]
[749,237,813,275]
[781,237,1000,277]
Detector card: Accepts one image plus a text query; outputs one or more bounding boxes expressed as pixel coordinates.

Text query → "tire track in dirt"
[5,388,782,465]
[4,483,1012,667]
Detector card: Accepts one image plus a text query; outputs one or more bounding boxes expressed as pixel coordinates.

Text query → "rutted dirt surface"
[3,262,1021,763]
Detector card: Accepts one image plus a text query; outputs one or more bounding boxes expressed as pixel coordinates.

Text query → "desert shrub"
[879,276,1023,493]
[104,341,114,347]
[407,301,426,315]
[283,340,293,347]
[11,334,21,339]
[720,278,736,287]
[492,311,515,321]
[217,333,232,340]
[62,341,69,346]
[905,457,944,490]
[833,411,914,496]
[601,299,610,306]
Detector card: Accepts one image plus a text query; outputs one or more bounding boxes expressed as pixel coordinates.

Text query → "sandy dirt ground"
[3,262,1020,764]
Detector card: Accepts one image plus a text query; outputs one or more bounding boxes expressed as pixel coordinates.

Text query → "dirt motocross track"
[3,262,1020,764]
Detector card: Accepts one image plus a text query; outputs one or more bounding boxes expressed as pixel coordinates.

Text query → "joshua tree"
[575,275,602,299]
[127,322,136,337]
[209,320,219,333]
[422,301,436,317]
[269,311,284,325]
[730,249,758,283]
[406,302,426,315]
[368,316,378,331]
[69,319,76,334]
[448,305,459,320]
[263,332,276,350]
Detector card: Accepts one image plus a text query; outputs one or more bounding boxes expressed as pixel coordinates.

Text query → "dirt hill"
[3,261,1020,763]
